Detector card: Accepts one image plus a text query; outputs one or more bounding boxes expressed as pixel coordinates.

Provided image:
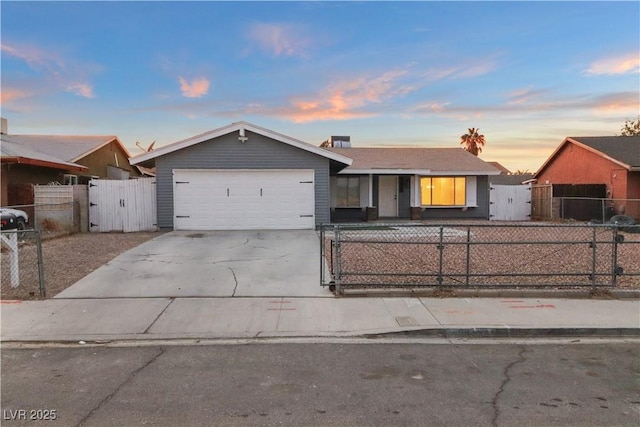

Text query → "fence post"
[437,226,444,286]
[611,226,619,286]
[35,230,46,297]
[590,227,597,287]
[319,224,324,287]
[465,226,471,287]
[335,226,342,294]
[0,232,20,287]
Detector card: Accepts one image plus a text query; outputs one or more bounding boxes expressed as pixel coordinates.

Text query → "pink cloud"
[178,76,210,98]
[1,42,98,99]
[505,87,549,105]
[0,87,28,103]
[66,82,95,98]
[1,43,65,72]
[281,69,416,122]
[423,58,497,81]
[586,53,640,75]
[248,23,311,57]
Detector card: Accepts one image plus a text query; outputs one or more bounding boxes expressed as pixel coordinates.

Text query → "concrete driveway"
[55,230,330,298]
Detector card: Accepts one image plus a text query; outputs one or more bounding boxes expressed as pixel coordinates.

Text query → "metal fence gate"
[320,223,640,294]
[89,178,157,232]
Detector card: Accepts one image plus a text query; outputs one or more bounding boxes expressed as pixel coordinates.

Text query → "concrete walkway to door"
[55,230,330,298]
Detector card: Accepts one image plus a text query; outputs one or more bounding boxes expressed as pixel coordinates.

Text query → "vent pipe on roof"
[1,117,7,135]
[320,136,351,148]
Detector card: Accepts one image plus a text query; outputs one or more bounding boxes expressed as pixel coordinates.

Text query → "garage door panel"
[173,169,315,230]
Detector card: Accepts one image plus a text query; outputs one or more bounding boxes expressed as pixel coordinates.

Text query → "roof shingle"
[327,147,500,174]
[568,136,640,168]
[1,134,120,162]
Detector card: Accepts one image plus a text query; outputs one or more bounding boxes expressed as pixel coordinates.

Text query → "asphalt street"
[1,340,639,426]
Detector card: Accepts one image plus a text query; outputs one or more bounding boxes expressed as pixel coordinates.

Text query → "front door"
[378,175,398,217]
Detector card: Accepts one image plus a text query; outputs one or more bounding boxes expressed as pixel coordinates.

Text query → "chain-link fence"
[1,229,45,299]
[531,196,640,223]
[4,202,79,238]
[320,223,640,293]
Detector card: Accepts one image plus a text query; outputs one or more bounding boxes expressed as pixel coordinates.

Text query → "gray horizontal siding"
[156,130,331,229]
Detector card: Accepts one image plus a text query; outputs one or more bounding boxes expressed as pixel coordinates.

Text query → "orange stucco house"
[535,136,640,219]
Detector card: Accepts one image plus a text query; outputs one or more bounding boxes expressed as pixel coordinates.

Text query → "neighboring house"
[1,117,143,206]
[486,161,511,175]
[130,121,500,230]
[534,136,640,218]
[1,138,88,206]
[326,147,500,222]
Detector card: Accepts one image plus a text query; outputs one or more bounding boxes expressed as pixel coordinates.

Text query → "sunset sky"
[1,1,639,172]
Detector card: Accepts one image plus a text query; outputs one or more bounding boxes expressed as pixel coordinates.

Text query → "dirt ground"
[323,222,640,290]
[1,232,163,300]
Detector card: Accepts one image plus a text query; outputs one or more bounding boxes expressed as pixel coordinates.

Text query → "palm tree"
[460,128,486,156]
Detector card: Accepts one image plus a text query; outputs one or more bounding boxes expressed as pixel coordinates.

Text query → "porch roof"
[327,147,501,175]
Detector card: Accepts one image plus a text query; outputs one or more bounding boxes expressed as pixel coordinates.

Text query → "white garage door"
[173,169,315,230]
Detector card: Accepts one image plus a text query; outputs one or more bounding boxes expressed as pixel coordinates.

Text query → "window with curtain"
[420,177,466,206]
[336,176,360,207]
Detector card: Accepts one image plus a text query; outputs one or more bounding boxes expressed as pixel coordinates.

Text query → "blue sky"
[2,1,639,172]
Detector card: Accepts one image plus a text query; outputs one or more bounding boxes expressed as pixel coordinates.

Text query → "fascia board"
[131,121,353,166]
[70,136,123,162]
[338,168,500,175]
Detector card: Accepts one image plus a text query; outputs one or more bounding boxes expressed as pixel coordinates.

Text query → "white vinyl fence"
[89,178,157,232]
[489,184,532,221]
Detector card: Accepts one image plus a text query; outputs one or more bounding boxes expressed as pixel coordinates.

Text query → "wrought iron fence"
[320,223,640,294]
[1,229,46,298]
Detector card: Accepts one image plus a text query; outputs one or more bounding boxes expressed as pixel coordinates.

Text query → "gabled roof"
[129,121,352,166]
[486,161,511,174]
[535,136,640,176]
[0,137,88,172]
[327,147,501,175]
[1,134,127,162]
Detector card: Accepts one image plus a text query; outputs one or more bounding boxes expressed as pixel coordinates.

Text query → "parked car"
[0,208,29,232]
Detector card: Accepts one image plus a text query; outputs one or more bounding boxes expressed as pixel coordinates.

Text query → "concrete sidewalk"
[2,296,639,342]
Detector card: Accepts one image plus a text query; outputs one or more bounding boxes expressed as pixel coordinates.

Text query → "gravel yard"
[1,232,163,300]
[323,222,640,290]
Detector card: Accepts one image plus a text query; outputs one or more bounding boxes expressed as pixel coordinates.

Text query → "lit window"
[336,177,360,207]
[420,177,466,206]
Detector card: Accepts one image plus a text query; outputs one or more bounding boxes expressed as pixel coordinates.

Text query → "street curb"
[338,288,640,299]
[365,327,640,339]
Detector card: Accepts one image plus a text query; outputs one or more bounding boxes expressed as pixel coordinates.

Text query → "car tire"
[15,218,26,239]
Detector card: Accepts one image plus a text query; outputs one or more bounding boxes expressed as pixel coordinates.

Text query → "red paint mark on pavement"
[510,304,556,309]
[0,300,23,304]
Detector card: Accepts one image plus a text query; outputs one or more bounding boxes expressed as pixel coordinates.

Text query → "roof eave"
[1,156,88,172]
[567,137,632,170]
[70,136,128,162]
[535,137,633,177]
[338,168,501,175]
[129,121,353,166]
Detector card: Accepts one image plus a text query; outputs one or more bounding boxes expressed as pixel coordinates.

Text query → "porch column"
[410,175,422,220]
[366,174,378,221]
